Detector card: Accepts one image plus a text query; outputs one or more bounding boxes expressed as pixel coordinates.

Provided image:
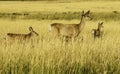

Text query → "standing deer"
[4,26,39,43]
[49,10,92,42]
[92,22,104,39]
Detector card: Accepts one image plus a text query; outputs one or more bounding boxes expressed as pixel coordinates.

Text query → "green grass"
[0,1,120,21]
[0,11,120,21]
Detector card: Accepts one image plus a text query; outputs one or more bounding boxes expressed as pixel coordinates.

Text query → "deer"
[4,26,39,43]
[49,10,92,42]
[92,22,104,40]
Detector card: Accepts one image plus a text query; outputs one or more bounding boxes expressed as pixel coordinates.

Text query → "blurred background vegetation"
[0,0,120,1]
[0,0,119,21]
[0,11,120,21]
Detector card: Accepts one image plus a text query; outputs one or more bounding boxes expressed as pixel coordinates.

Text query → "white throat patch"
[48,25,51,32]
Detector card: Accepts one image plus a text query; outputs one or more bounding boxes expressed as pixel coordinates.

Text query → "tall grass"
[0,20,120,74]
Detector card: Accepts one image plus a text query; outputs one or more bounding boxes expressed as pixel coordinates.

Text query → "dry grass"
[0,19,120,74]
[0,1,120,13]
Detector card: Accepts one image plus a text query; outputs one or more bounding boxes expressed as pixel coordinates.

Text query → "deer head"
[81,10,92,20]
[29,26,39,37]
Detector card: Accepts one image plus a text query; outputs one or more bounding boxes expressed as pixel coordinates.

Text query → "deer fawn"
[4,26,39,43]
[92,22,104,39]
[49,10,92,42]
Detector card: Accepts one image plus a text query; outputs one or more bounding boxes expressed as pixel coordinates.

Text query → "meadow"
[0,1,120,74]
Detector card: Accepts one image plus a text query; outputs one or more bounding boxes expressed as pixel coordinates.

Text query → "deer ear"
[29,26,33,31]
[101,22,103,24]
[82,10,84,14]
[86,10,90,14]
[81,10,84,15]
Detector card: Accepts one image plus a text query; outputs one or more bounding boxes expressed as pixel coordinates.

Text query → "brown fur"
[92,22,104,39]
[49,10,92,42]
[5,27,39,42]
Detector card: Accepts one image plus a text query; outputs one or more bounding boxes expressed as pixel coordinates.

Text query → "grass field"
[0,1,120,21]
[0,1,120,74]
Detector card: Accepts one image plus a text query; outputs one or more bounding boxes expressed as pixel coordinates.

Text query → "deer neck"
[28,32,32,36]
[79,16,86,31]
[98,25,101,31]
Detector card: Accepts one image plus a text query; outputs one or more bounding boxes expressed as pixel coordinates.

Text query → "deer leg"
[100,32,103,40]
[94,35,96,40]
[71,37,75,45]
[61,36,66,45]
